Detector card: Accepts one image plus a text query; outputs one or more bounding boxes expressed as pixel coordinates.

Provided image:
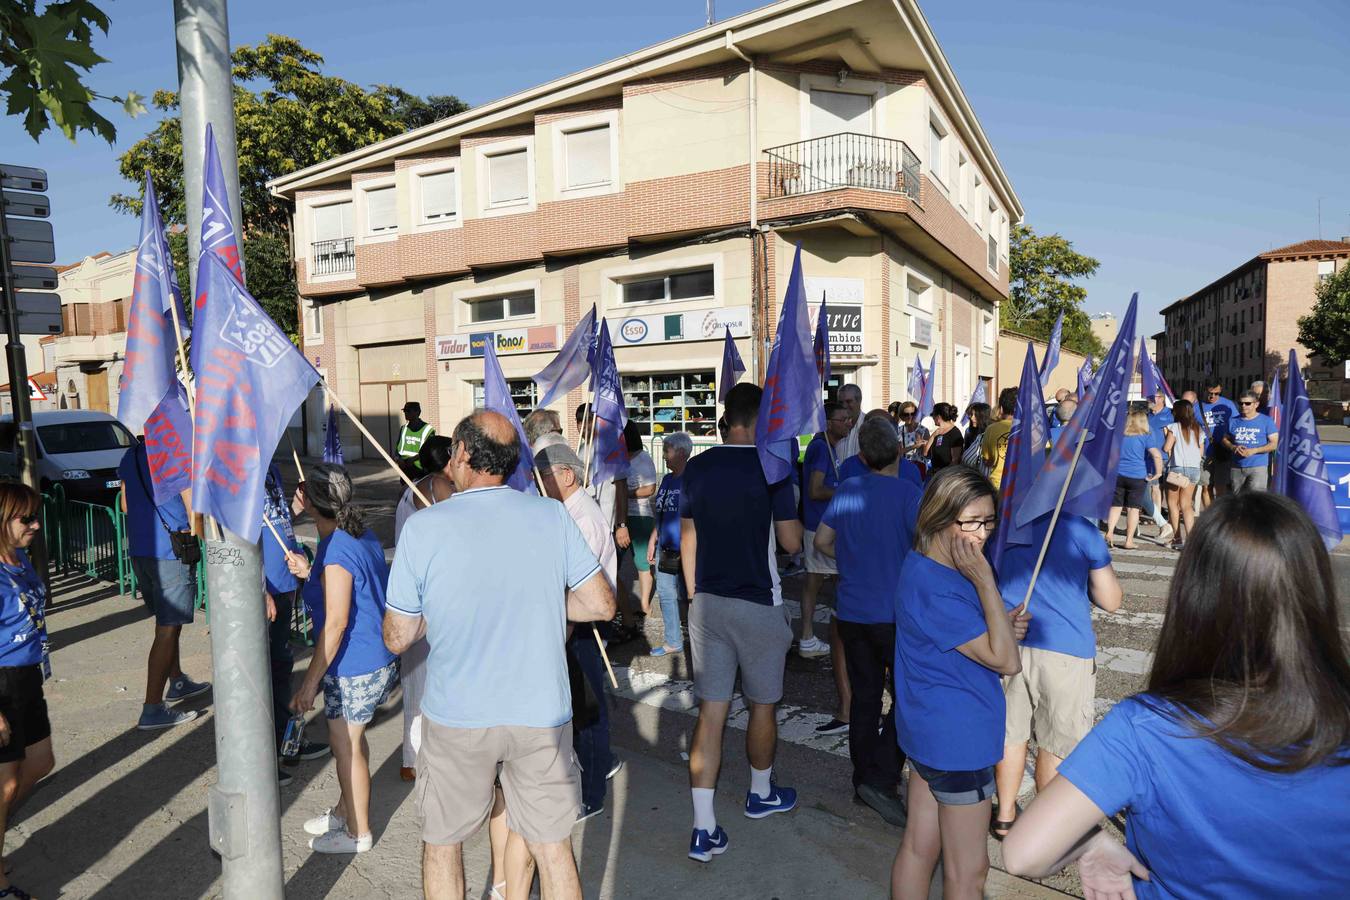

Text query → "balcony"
[764,133,920,202]
[311,237,356,276]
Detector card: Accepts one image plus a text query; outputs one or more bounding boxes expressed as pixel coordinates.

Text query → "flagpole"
[1017,425,1090,615]
[286,434,305,484]
[262,516,289,553]
[320,383,431,506]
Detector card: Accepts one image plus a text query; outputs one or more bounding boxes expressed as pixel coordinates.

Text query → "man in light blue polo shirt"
[383,411,613,900]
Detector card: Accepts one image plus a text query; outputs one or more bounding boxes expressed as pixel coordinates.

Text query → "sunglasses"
[1240,401,1255,406]
[899,411,916,418]
[15,514,37,526]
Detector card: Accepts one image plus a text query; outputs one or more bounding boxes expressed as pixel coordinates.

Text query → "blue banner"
[143,382,194,505]
[813,296,831,384]
[588,322,629,487]
[718,325,746,402]
[1038,311,1063,390]
[918,351,937,419]
[1273,350,1343,549]
[755,245,824,483]
[992,342,1050,565]
[1138,339,1174,402]
[201,122,245,284]
[323,404,343,465]
[483,339,538,494]
[533,305,597,408]
[960,379,989,428]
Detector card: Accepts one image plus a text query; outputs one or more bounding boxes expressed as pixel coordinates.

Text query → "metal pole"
[173,2,284,896]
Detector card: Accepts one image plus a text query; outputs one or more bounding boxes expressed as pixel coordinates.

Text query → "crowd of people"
[0,367,1343,900]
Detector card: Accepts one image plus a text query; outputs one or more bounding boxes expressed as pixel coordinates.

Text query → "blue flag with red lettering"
[588,322,629,486]
[191,253,319,541]
[1273,350,1342,549]
[533,305,596,409]
[755,245,823,484]
[144,383,194,504]
[323,404,343,465]
[201,123,245,284]
[1138,339,1174,402]
[991,343,1050,565]
[1039,312,1063,389]
[813,297,831,383]
[483,340,538,494]
[1014,294,1138,537]
[718,326,745,402]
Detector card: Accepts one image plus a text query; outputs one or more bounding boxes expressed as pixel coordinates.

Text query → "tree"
[1006,223,1104,357]
[166,229,297,345]
[0,0,143,141]
[1297,263,1350,365]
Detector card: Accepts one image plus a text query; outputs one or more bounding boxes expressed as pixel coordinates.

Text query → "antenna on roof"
[707,0,715,26]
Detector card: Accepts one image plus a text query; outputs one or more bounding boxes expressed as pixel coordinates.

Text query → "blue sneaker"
[137,704,199,731]
[166,675,211,702]
[688,825,729,862]
[745,783,798,819]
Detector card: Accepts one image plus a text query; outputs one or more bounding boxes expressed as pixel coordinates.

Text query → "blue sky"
[9,0,1348,336]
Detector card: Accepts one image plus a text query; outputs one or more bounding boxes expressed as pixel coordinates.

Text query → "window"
[364,186,397,235]
[418,170,457,222]
[563,125,612,189]
[304,300,323,343]
[72,303,91,335]
[473,379,537,414]
[467,291,535,325]
[981,312,995,350]
[622,371,716,438]
[809,88,873,136]
[1318,260,1335,282]
[986,200,999,271]
[113,299,126,332]
[38,420,133,454]
[620,267,714,305]
[487,149,529,207]
[956,152,968,209]
[927,120,946,183]
[907,274,933,313]
[313,201,353,242]
[972,174,983,229]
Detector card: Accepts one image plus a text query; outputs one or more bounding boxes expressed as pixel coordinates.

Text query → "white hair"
[663,432,693,455]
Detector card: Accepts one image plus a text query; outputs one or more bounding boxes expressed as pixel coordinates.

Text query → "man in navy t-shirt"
[813,416,920,828]
[1223,392,1279,493]
[679,383,803,862]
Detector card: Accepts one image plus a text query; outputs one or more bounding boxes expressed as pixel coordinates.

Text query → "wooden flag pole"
[286,433,304,484]
[593,624,618,689]
[321,382,431,506]
[262,516,290,554]
[1017,425,1090,616]
[163,297,223,540]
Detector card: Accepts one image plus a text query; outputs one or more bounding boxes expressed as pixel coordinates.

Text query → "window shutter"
[564,127,611,188]
[489,151,529,205]
[420,171,457,220]
[366,187,397,233]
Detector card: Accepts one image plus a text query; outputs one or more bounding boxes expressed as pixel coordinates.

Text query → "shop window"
[620,267,714,305]
[622,371,716,437]
[472,379,537,414]
[467,291,535,325]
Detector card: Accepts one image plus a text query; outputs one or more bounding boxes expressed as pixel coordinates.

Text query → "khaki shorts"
[417,719,580,845]
[803,530,838,575]
[1003,646,1095,759]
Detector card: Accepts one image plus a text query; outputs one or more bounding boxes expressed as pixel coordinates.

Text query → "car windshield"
[38,421,135,455]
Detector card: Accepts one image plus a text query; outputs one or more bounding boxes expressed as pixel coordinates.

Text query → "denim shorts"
[132,556,197,626]
[909,759,996,806]
[322,660,398,725]
[1169,465,1201,485]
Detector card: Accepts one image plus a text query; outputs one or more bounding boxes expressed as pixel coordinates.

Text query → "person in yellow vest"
[395,402,435,480]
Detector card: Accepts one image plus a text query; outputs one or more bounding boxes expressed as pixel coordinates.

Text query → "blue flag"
[1076,355,1095,398]
[907,354,925,402]
[588,322,629,487]
[533,305,597,408]
[191,253,320,542]
[1273,350,1342,549]
[1038,312,1063,389]
[201,123,245,284]
[991,343,1051,566]
[718,326,745,402]
[959,379,989,428]
[918,351,937,419]
[1138,338,1174,403]
[755,245,823,483]
[143,382,194,505]
[1014,294,1138,536]
[813,297,831,383]
[1268,369,1282,430]
[323,403,343,465]
[483,340,538,494]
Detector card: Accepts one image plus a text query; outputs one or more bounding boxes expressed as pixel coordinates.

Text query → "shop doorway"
[356,342,427,461]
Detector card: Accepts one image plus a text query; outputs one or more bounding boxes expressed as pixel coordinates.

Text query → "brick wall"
[911,175,1007,295]
[538,192,627,255]
[627,165,750,239]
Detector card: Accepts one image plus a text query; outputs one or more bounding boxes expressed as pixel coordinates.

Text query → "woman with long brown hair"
[1003,492,1350,896]
[1161,398,1203,548]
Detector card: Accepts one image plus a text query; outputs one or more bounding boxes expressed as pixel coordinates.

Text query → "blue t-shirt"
[1147,408,1174,470]
[1227,413,1277,468]
[1118,433,1156,479]
[652,472,683,551]
[387,486,602,728]
[302,528,394,678]
[1199,397,1239,453]
[801,434,839,531]
[118,443,190,561]
[1048,422,1066,450]
[1060,696,1350,899]
[0,551,46,668]
[822,474,921,624]
[261,464,300,596]
[998,514,1111,659]
[679,445,797,606]
[838,453,923,487]
[893,553,1004,770]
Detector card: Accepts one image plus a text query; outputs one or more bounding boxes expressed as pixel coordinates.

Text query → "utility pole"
[173,2,284,896]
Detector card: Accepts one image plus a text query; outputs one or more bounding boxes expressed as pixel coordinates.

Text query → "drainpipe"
[726,31,761,378]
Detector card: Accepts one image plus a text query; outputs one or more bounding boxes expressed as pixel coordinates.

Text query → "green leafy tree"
[166,229,297,345]
[1006,223,1104,357]
[1297,263,1350,365]
[0,0,143,141]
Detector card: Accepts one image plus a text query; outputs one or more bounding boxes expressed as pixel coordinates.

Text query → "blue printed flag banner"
[191,253,320,542]
[1268,369,1282,430]
[588,322,629,487]
[1076,355,1095,399]
[1014,294,1138,538]
[755,245,824,484]
[533,305,597,408]
[143,382,194,505]
[483,339,538,494]
[201,123,245,284]
[813,297,831,383]
[918,352,937,419]
[960,379,989,428]
[1273,350,1342,549]
[907,354,924,402]
[718,326,746,402]
[991,343,1050,565]
[1138,339,1174,402]
[323,403,344,465]
[1038,311,1063,390]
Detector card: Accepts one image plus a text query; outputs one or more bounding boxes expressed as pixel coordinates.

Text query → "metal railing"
[764,133,921,202]
[310,237,356,276]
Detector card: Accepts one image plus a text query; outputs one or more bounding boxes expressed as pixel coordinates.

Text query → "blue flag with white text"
[202,123,245,284]
[588,322,629,487]
[1039,312,1063,389]
[755,245,824,484]
[1273,350,1342,549]
[323,404,344,465]
[483,340,538,494]
[960,379,989,428]
[191,253,319,542]
[992,343,1051,565]
[1138,338,1174,402]
[718,326,745,402]
[813,297,831,383]
[533,305,597,409]
[1076,355,1095,399]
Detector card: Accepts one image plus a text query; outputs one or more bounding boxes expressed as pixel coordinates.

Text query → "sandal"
[990,818,1016,841]
[0,885,33,899]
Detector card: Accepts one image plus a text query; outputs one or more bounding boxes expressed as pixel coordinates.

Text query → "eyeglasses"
[899,411,916,419]
[955,518,997,533]
[1240,401,1255,406]
[15,514,37,526]
[1206,391,1221,397]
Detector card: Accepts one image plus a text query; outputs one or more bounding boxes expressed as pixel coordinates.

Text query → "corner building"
[269,0,1022,456]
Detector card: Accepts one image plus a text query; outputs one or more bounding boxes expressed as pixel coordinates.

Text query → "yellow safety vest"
[397,422,433,459]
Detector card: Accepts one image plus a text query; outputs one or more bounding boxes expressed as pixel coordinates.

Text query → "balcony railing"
[310,237,355,276]
[764,133,920,202]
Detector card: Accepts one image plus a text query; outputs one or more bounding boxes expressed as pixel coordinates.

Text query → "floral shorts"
[322,660,399,725]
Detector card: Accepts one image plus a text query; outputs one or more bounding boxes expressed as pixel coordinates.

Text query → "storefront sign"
[608,305,752,347]
[437,324,562,360]
[805,277,864,355]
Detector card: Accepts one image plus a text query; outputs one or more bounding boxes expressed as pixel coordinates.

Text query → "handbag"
[960,436,988,475]
[137,451,201,566]
[656,548,682,575]
[1165,470,1190,488]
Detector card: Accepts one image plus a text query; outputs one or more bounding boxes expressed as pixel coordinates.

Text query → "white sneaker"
[798,636,829,657]
[1155,522,1175,544]
[303,808,347,836]
[309,829,372,854]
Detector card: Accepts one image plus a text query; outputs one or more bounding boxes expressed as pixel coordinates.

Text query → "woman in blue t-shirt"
[0,483,53,899]
[287,464,396,856]
[645,431,692,656]
[1003,492,1350,898]
[1105,408,1162,550]
[892,467,1028,899]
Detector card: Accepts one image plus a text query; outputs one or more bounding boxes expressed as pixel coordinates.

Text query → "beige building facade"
[270,0,1023,455]
[51,249,135,415]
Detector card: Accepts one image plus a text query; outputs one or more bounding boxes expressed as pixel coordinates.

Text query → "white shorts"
[803,529,838,576]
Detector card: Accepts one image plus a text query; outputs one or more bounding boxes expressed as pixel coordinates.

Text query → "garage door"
[357,342,427,461]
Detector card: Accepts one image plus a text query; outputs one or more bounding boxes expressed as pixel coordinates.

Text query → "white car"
[0,410,137,504]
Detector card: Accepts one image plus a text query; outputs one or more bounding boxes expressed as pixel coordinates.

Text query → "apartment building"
[269,0,1023,456]
[1156,239,1350,402]
[51,249,135,414]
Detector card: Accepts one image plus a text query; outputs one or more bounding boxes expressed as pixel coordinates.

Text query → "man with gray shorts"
[679,383,804,863]
[384,412,615,900]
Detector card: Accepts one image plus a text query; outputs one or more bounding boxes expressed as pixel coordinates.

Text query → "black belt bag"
[169,529,201,566]
[657,548,682,575]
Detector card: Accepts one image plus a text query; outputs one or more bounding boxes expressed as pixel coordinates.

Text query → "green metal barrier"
[65,500,131,593]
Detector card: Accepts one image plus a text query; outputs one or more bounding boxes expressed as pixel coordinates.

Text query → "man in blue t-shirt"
[813,416,920,828]
[839,409,924,487]
[1223,392,1279,493]
[678,383,803,862]
[1198,381,1239,507]
[119,439,211,732]
[798,401,848,661]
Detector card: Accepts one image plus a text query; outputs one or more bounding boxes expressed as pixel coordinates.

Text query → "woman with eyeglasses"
[891,467,1029,899]
[894,402,929,465]
[0,483,52,900]
[1003,492,1350,897]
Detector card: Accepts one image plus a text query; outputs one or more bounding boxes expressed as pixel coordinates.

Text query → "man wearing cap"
[396,402,435,480]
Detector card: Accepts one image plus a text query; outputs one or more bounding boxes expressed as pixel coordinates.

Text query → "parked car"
[0,411,137,504]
